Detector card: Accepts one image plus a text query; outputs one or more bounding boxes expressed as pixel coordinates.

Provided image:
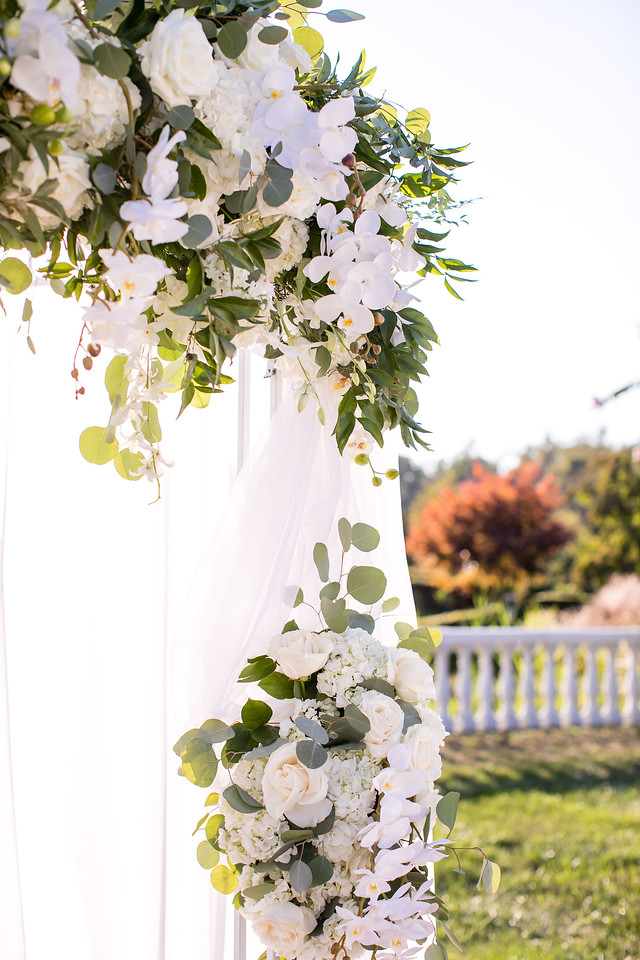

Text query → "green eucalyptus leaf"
[394,621,414,640]
[114,449,144,481]
[296,738,328,769]
[313,542,330,582]
[321,596,349,633]
[361,677,395,697]
[347,611,375,633]
[309,855,333,886]
[350,522,380,552]
[436,791,460,831]
[319,581,340,601]
[326,9,365,22]
[182,215,213,248]
[199,718,235,743]
[346,565,387,604]
[94,42,131,78]
[258,25,289,44]
[92,163,117,194]
[223,784,263,813]
[217,20,248,59]
[167,104,195,130]
[313,805,336,835]
[205,813,224,843]
[338,517,352,552]
[280,828,314,842]
[173,728,198,756]
[262,176,294,208]
[197,840,220,869]
[210,864,238,894]
[243,881,277,900]
[79,426,117,466]
[181,737,218,787]
[0,258,32,294]
[424,945,447,960]
[382,597,400,612]
[93,0,122,18]
[293,588,304,607]
[243,737,286,760]
[289,859,313,894]
[295,717,329,744]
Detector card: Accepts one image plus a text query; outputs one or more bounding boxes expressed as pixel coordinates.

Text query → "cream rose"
[140,8,219,108]
[389,648,437,704]
[268,629,334,679]
[262,741,332,826]
[251,901,316,954]
[358,690,405,759]
[16,145,92,230]
[403,721,444,781]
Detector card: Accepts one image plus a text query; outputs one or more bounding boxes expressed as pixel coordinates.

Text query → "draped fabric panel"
[0,295,414,959]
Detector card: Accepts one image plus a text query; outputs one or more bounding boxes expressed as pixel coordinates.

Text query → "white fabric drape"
[0,296,414,959]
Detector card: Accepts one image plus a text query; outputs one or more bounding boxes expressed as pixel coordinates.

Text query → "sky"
[322,0,640,471]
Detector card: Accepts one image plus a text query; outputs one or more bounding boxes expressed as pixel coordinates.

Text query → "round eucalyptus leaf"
[436,791,460,831]
[114,449,144,481]
[351,522,380,552]
[346,565,387,604]
[199,718,235,743]
[326,9,366,22]
[338,517,352,551]
[382,596,400,612]
[309,855,333,886]
[91,163,117,195]
[243,881,277,899]
[196,840,219,869]
[289,859,313,894]
[313,542,330,582]
[205,813,224,843]
[172,728,198,757]
[0,257,32,294]
[182,214,213,249]
[296,738,327,769]
[216,20,248,59]
[181,737,218,787]
[79,426,117,466]
[258,25,288,44]
[295,716,329,745]
[292,25,324,59]
[262,176,294,208]
[347,612,375,634]
[93,42,131,79]
[167,105,195,130]
[210,864,238,895]
[223,784,263,813]
[321,596,349,633]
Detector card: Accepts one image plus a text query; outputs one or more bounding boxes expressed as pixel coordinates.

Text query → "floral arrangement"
[0,0,475,488]
[176,520,499,960]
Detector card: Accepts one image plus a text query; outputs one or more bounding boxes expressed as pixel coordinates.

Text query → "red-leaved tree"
[406,462,572,597]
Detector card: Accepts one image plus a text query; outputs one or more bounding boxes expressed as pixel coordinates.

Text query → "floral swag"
[0,0,476,489]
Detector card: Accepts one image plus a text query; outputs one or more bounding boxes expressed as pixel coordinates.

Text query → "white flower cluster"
[202,625,448,960]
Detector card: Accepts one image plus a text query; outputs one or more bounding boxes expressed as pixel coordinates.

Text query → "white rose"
[251,901,316,954]
[140,8,219,108]
[403,721,444,781]
[262,741,332,826]
[358,690,405,759]
[279,35,313,75]
[389,648,437,704]
[268,629,334,680]
[16,145,92,230]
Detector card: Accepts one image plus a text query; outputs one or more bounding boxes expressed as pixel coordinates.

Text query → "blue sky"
[322,0,640,469]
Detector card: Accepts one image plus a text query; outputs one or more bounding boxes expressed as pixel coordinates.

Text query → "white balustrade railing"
[430,627,640,733]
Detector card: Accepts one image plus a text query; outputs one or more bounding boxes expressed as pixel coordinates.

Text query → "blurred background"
[323,4,640,958]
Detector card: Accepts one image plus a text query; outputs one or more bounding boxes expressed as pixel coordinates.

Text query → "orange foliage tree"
[405,462,572,598]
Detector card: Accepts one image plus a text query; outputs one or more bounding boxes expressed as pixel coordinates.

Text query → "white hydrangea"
[324,751,382,821]
[66,27,141,153]
[316,629,392,706]
[264,216,310,280]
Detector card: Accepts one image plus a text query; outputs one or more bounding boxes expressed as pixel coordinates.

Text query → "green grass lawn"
[434,727,640,960]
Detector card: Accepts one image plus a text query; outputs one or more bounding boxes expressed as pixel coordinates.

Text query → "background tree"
[405,462,572,606]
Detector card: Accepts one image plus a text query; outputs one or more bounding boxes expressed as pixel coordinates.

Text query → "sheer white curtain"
[0,293,414,959]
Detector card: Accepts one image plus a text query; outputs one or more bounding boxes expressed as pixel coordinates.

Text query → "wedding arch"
[0,1,496,958]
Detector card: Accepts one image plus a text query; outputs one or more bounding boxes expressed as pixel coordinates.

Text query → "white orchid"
[100,251,172,300]
[142,126,187,201]
[120,197,189,244]
[317,95,357,163]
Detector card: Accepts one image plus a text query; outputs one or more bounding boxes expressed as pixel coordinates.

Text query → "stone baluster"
[559,645,581,727]
[517,645,538,728]
[601,644,621,725]
[434,647,451,732]
[621,642,640,726]
[456,648,474,733]
[496,646,517,731]
[474,646,496,731]
[580,645,601,725]
[538,645,559,727]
